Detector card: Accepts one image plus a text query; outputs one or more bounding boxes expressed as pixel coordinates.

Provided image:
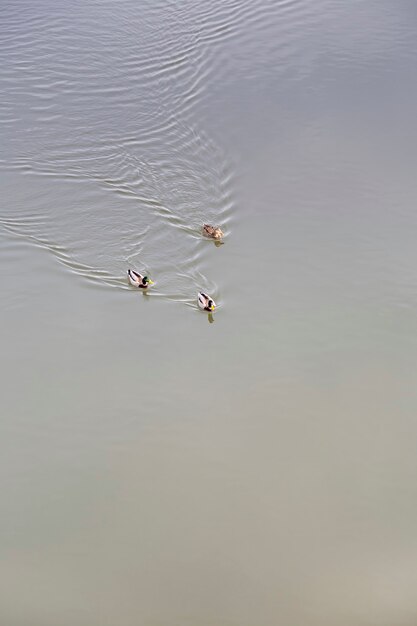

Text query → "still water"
[2,1,417,624]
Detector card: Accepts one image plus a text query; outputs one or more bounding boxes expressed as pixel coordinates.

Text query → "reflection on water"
[2,0,417,625]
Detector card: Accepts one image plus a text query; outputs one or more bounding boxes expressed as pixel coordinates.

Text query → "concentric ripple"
[0,0,350,305]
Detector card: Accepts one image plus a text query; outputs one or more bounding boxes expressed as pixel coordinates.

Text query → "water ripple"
[0,0,333,305]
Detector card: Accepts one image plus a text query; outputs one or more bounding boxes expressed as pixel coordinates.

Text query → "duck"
[202,224,224,240]
[198,292,216,312]
[127,269,155,289]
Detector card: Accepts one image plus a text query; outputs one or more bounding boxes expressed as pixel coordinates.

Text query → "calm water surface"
[2,1,417,624]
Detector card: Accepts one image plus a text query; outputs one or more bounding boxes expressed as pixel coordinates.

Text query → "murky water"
[2,1,417,624]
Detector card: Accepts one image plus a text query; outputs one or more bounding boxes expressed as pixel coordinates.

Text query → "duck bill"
[148,280,155,285]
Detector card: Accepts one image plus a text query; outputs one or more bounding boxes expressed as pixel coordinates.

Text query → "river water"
[2,1,417,624]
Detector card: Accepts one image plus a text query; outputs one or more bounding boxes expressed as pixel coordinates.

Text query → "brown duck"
[202,224,224,240]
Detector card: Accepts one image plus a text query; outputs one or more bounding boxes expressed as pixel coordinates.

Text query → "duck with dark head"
[127,269,155,289]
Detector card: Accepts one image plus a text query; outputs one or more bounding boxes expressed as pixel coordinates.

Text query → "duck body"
[198,292,216,312]
[127,269,154,289]
[202,224,224,240]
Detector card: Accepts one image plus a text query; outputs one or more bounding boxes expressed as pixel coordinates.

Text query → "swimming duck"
[202,224,224,240]
[127,269,154,289]
[198,292,216,312]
